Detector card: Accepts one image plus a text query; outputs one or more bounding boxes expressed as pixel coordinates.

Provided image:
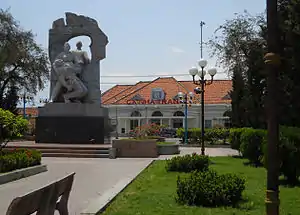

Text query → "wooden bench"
[6,172,75,215]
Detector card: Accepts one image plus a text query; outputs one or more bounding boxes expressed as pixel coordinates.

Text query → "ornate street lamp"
[189,60,217,155]
[18,94,34,118]
[39,98,49,104]
[178,91,194,145]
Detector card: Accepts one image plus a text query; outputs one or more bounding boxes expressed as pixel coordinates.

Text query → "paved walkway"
[0,147,238,214]
[0,157,153,214]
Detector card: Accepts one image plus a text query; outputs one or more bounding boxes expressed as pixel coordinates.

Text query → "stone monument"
[35,12,109,144]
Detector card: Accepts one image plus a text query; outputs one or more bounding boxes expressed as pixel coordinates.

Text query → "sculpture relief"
[51,42,88,103]
[48,12,108,104]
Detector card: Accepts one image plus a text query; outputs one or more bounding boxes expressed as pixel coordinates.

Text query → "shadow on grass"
[187,198,255,212]
[242,161,264,168]
[233,198,256,211]
[232,155,243,159]
[279,178,300,188]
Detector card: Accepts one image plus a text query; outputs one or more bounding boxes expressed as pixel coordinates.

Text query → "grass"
[101,156,300,215]
[156,141,176,145]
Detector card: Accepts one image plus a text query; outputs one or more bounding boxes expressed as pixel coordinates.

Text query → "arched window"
[131,111,142,117]
[130,111,141,130]
[151,111,163,125]
[173,111,184,117]
[152,111,163,117]
[172,111,184,128]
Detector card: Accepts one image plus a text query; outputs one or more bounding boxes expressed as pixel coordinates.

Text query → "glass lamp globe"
[198,69,206,77]
[198,59,208,68]
[189,67,198,76]
[178,92,184,98]
[208,68,217,76]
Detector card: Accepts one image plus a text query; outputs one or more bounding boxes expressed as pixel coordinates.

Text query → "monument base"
[35,103,109,144]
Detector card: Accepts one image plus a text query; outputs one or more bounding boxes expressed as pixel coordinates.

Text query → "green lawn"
[101,157,300,215]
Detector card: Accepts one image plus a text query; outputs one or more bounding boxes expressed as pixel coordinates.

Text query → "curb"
[80,160,155,215]
[179,144,231,148]
[0,164,48,185]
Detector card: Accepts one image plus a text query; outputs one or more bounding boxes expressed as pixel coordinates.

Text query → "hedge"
[229,126,300,185]
[176,128,229,144]
[0,149,41,173]
[176,169,245,207]
[166,154,210,173]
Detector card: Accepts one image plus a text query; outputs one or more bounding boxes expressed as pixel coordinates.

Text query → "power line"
[99,72,227,78]
[99,79,231,85]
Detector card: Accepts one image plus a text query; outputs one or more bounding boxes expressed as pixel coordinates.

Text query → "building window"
[173,111,184,128]
[204,120,212,128]
[152,111,163,117]
[131,111,141,117]
[151,111,163,125]
[130,111,141,130]
[173,111,184,117]
[151,88,165,100]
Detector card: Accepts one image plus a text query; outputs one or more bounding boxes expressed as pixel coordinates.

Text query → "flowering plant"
[129,123,164,139]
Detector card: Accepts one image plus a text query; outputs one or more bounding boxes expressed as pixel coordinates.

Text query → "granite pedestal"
[35,103,109,144]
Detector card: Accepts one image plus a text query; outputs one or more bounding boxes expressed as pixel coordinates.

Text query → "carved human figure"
[72,41,90,65]
[51,42,88,103]
[71,41,90,80]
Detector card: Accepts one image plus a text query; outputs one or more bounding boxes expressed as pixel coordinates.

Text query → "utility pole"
[200,21,205,58]
[264,0,280,214]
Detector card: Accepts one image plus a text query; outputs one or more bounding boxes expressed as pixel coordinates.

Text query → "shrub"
[0,108,28,149]
[177,128,229,144]
[176,128,184,139]
[176,169,245,207]
[278,126,300,184]
[190,128,200,143]
[239,128,267,165]
[166,153,209,172]
[229,128,248,151]
[176,128,196,143]
[129,123,163,139]
[0,149,41,173]
[206,128,230,144]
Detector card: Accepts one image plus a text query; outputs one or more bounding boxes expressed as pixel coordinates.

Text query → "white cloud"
[170,46,185,54]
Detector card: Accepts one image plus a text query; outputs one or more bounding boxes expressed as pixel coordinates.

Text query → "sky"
[1,0,265,106]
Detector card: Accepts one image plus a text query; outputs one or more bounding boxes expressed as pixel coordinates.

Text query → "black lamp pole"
[264,0,281,214]
[115,106,119,139]
[200,70,205,155]
[200,21,205,155]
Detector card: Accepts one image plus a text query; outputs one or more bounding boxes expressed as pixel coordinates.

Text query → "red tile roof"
[102,81,150,104]
[102,77,232,105]
[17,107,38,117]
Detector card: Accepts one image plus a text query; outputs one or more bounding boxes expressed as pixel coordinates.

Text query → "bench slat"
[6,172,75,215]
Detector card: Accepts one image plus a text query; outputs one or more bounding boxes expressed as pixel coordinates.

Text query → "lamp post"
[178,91,194,145]
[264,0,280,214]
[39,98,49,105]
[115,106,119,139]
[19,93,34,118]
[189,61,217,155]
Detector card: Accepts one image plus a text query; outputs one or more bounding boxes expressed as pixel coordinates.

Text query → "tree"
[276,0,300,126]
[229,67,246,127]
[1,83,19,114]
[209,11,267,129]
[0,9,49,111]
[0,108,28,150]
